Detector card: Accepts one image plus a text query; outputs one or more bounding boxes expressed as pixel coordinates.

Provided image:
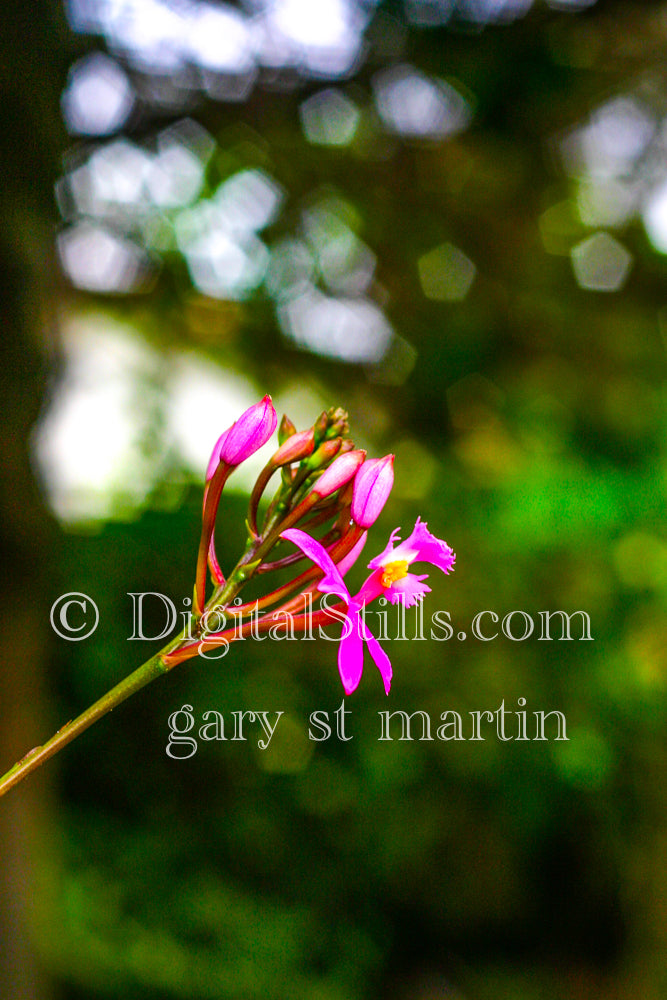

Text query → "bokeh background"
[1,0,666,997]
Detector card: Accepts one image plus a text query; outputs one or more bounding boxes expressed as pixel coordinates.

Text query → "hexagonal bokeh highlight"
[570,231,632,292]
[299,88,360,146]
[417,242,476,302]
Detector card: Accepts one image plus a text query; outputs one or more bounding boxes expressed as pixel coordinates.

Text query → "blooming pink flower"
[351,455,394,527]
[282,527,391,696]
[282,518,455,695]
[206,395,277,479]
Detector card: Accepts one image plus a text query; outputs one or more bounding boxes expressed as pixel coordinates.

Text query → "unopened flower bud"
[271,429,315,466]
[206,395,277,479]
[304,437,342,472]
[312,410,329,445]
[325,407,349,440]
[351,455,394,527]
[311,449,366,500]
[278,414,297,445]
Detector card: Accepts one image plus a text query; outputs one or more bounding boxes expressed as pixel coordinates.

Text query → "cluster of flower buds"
[194,396,394,619]
[169,395,454,697]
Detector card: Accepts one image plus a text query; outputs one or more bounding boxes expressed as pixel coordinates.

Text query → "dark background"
[1,0,666,997]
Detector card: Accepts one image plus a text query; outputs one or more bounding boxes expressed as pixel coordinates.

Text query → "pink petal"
[368,518,456,576]
[218,396,278,467]
[384,573,431,608]
[311,449,366,500]
[337,608,365,694]
[367,527,403,570]
[281,528,351,604]
[359,616,392,695]
[271,428,315,465]
[400,517,456,574]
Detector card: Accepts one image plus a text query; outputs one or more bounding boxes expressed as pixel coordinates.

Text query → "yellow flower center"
[381,560,409,588]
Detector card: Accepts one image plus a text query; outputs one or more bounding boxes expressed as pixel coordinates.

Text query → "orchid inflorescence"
[0,394,456,797]
[168,395,456,696]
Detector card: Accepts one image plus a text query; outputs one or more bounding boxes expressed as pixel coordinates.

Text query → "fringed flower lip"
[356,517,456,610]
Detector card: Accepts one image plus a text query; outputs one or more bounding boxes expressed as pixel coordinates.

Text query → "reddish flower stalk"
[195,460,234,613]
[256,504,349,574]
[165,522,368,667]
[247,429,316,537]
[164,598,350,666]
[274,449,365,536]
[220,523,366,619]
[208,532,225,586]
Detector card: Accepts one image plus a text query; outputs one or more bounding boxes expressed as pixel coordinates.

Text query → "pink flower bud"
[206,395,277,480]
[351,455,394,527]
[271,429,315,466]
[311,449,366,500]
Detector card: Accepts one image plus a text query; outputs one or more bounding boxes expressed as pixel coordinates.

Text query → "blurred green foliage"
[3,0,667,998]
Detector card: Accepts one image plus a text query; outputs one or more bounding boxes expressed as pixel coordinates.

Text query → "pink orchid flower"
[282,518,455,696]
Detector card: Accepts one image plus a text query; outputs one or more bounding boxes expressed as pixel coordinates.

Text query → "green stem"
[0,649,170,799]
[0,566,247,799]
